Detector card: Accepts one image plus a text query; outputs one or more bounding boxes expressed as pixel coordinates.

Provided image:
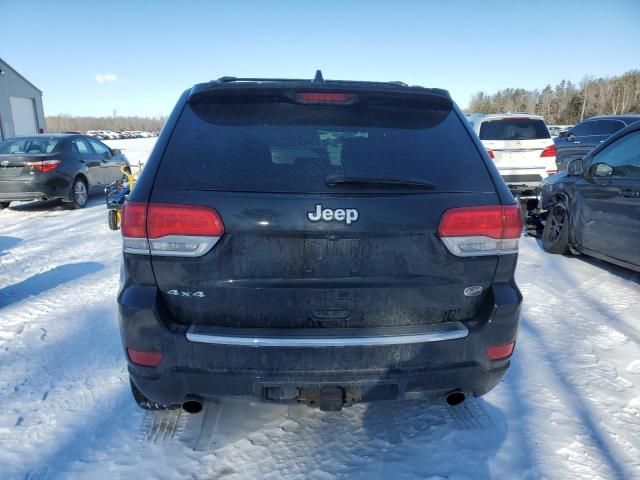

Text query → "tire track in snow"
[516,257,640,478]
[184,398,499,480]
[0,268,118,360]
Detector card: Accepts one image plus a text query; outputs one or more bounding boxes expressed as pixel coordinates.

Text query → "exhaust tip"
[445,391,466,406]
[182,398,204,414]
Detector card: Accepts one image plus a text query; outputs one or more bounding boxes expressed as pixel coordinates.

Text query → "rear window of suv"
[479,118,550,141]
[155,97,494,193]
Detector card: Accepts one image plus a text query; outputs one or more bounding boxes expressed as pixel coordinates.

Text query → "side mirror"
[112,148,122,156]
[558,131,568,138]
[567,158,583,176]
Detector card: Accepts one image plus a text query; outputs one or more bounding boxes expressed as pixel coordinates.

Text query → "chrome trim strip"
[186,322,469,347]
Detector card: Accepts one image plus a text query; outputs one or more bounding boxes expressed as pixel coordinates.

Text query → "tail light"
[127,348,163,367]
[540,145,557,157]
[25,159,61,172]
[486,149,495,159]
[437,205,522,256]
[295,92,356,105]
[487,341,516,360]
[121,202,224,257]
[541,145,557,174]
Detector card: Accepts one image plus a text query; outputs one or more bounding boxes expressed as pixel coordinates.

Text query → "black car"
[0,134,129,209]
[118,72,523,413]
[555,114,640,171]
[541,121,640,272]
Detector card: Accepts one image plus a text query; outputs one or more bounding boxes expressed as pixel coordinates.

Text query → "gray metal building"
[0,58,46,141]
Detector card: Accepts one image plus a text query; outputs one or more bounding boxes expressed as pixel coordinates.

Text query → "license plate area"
[0,167,23,177]
[303,238,362,276]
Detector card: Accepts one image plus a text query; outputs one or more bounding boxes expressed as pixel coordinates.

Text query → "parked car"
[466,113,557,194]
[86,130,104,140]
[547,125,573,139]
[103,130,120,140]
[548,126,561,137]
[118,72,523,413]
[541,121,640,272]
[555,115,640,171]
[0,134,129,209]
[130,131,152,138]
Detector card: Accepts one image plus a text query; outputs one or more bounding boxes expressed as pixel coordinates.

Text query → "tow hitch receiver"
[319,386,345,412]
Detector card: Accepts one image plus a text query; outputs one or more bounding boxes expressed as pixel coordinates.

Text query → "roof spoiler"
[210,70,450,97]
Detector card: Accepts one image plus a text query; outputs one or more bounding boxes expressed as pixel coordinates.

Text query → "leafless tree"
[467,70,640,124]
[46,115,167,133]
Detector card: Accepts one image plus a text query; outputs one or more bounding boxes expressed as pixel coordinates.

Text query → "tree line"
[46,115,166,132]
[467,70,640,125]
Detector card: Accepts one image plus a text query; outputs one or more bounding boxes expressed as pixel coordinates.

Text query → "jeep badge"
[307,204,359,225]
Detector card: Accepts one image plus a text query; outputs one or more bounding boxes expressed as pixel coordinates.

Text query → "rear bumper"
[500,175,543,191]
[119,283,522,406]
[130,362,509,406]
[0,178,68,202]
[497,168,550,192]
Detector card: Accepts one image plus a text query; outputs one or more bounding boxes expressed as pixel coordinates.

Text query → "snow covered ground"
[107,137,156,168]
[1,138,639,479]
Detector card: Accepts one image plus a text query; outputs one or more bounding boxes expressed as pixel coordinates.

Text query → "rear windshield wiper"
[325,174,437,190]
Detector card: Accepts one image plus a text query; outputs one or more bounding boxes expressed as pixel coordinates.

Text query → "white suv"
[466,113,557,192]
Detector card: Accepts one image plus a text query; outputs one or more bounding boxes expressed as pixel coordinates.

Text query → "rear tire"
[0,202,10,210]
[108,210,119,230]
[542,204,570,254]
[129,378,180,411]
[68,177,88,209]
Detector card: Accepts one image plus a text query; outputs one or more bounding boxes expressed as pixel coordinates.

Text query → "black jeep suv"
[118,72,523,412]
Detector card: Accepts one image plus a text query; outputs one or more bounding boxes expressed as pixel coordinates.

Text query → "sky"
[1,0,639,118]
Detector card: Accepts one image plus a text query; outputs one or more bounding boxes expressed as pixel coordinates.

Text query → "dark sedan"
[0,134,129,209]
[541,122,640,272]
[555,114,640,171]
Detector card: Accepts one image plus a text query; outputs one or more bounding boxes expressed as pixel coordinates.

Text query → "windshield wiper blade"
[325,174,437,190]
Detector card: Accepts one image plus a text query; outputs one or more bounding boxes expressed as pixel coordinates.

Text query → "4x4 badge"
[166,290,205,298]
[307,204,359,225]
